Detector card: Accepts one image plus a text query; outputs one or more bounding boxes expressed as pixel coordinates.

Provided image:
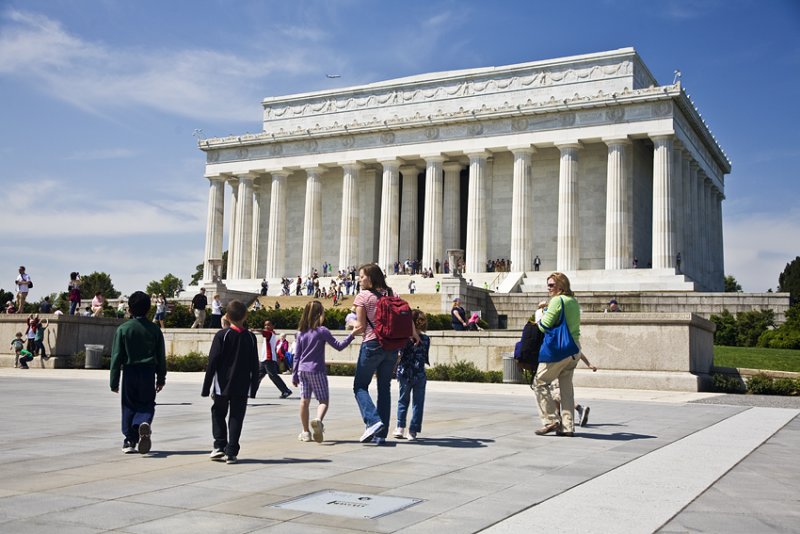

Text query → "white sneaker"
[310,419,325,443]
[407,431,417,441]
[392,427,405,439]
[360,421,384,443]
[122,441,136,454]
[298,431,312,442]
[209,449,225,460]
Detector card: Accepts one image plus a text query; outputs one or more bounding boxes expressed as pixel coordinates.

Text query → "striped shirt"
[353,288,388,342]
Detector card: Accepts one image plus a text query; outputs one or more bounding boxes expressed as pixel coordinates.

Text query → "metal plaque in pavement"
[272,490,423,519]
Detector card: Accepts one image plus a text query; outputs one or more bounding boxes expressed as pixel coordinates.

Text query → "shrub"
[735,309,775,347]
[710,310,737,346]
[164,303,196,328]
[167,351,208,372]
[486,370,503,383]
[772,378,798,396]
[426,363,450,381]
[711,372,746,394]
[746,373,774,394]
[757,303,800,349]
[327,363,356,376]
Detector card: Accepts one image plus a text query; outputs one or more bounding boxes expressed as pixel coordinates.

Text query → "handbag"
[538,297,579,363]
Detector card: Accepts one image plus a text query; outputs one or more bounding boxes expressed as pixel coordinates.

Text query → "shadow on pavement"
[410,437,495,448]
[234,457,333,465]
[576,432,656,441]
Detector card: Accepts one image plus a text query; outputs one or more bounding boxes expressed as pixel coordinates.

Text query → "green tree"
[724,275,742,293]
[190,250,228,285]
[778,256,800,303]
[146,273,185,298]
[0,288,12,307]
[79,272,121,300]
[710,310,737,346]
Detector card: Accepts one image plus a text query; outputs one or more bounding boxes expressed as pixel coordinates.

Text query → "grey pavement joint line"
[480,407,800,534]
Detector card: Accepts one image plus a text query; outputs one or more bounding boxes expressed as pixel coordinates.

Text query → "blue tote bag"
[538,297,579,363]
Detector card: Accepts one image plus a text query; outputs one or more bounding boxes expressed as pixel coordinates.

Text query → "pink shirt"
[353,289,387,342]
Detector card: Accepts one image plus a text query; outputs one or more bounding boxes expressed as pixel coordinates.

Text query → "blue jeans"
[353,340,395,439]
[397,374,426,433]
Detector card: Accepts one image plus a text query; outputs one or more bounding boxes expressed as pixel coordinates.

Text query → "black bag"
[27,280,32,289]
[514,321,543,386]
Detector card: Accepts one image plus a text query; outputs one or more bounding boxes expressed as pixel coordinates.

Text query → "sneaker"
[137,422,152,454]
[392,427,405,439]
[209,449,225,460]
[407,431,417,441]
[360,421,384,443]
[310,419,325,443]
[280,390,293,399]
[122,441,136,454]
[372,436,387,446]
[580,406,591,427]
[225,455,238,464]
[298,431,312,442]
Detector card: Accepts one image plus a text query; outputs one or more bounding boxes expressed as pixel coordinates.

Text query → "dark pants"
[35,340,46,358]
[210,314,222,329]
[211,394,248,457]
[258,360,291,394]
[121,365,156,445]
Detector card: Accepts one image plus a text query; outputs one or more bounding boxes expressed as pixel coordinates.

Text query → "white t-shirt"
[211,299,223,315]
[16,274,30,293]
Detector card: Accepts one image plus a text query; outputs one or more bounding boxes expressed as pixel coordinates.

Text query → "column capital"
[466,150,491,161]
[399,164,420,175]
[204,173,227,182]
[602,137,631,146]
[377,159,401,169]
[509,145,537,156]
[689,160,700,170]
[555,141,582,151]
[235,172,257,182]
[338,161,364,172]
[421,154,446,163]
[648,132,675,142]
[269,170,291,180]
[443,161,463,172]
[302,166,326,176]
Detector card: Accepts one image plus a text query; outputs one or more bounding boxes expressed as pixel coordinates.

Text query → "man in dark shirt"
[110,291,167,454]
[191,288,208,328]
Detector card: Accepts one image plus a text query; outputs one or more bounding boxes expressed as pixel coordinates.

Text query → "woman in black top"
[450,298,467,330]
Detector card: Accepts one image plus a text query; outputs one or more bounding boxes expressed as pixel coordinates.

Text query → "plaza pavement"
[0,368,797,533]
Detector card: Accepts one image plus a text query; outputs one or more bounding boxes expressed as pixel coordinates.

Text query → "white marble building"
[198,48,729,292]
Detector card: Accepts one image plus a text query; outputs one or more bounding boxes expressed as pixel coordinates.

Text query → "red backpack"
[367,289,414,350]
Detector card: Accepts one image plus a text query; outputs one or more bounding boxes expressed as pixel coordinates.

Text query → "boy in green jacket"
[110,291,167,454]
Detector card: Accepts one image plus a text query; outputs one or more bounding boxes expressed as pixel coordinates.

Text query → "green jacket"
[110,318,167,390]
[537,295,581,345]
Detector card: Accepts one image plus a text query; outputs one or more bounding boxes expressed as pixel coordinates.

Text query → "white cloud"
[0,9,326,122]
[723,209,800,292]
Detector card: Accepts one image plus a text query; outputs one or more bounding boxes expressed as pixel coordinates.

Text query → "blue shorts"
[155,312,165,320]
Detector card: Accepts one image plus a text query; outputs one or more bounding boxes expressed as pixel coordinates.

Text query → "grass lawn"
[714,345,800,373]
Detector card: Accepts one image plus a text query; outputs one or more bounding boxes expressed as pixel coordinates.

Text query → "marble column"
[253,176,270,279]
[378,160,401,273]
[690,161,701,281]
[250,178,263,279]
[681,153,692,275]
[465,151,489,273]
[265,171,289,279]
[672,142,684,269]
[702,175,712,288]
[603,139,631,270]
[442,162,462,258]
[338,162,361,272]
[651,135,675,269]
[556,143,581,271]
[421,156,445,271]
[225,177,239,279]
[301,167,324,277]
[715,189,725,291]
[202,175,226,283]
[510,147,534,272]
[399,165,419,263]
[231,174,255,280]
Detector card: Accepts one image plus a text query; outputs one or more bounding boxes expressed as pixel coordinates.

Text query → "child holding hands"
[292,300,361,443]
[393,310,431,441]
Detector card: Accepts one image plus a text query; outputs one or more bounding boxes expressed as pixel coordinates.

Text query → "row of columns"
[202,135,724,290]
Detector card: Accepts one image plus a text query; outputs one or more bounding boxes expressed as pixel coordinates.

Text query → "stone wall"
[0,315,123,361]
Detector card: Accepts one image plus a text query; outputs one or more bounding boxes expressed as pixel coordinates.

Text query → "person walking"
[258,320,293,398]
[201,300,260,464]
[534,272,581,437]
[393,310,430,441]
[292,300,359,443]
[110,292,167,454]
[191,288,208,328]
[352,263,418,445]
[68,272,81,316]
[450,298,467,330]
[210,294,223,329]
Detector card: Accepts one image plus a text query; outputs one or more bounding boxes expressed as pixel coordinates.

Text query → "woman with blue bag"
[534,272,581,437]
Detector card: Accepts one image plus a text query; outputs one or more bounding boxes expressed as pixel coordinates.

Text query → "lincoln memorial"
[196,48,729,294]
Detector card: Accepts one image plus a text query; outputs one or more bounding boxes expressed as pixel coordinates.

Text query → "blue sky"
[1,0,798,298]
